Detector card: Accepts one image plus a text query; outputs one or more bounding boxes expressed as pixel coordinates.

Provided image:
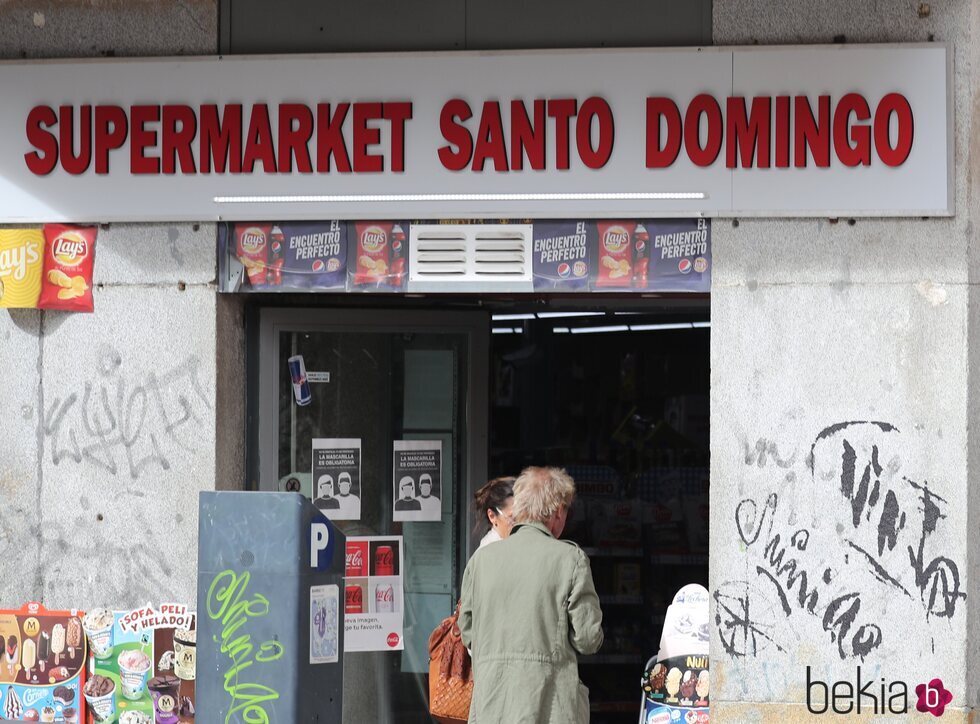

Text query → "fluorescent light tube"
[536,312,605,319]
[569,325,630,334]
[628,323,693,331]
[214,192,706,204]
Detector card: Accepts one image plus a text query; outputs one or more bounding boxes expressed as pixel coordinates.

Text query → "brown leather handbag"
[427,602,473,724]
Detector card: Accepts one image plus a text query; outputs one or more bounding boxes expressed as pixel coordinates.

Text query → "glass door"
[255,308,489,723]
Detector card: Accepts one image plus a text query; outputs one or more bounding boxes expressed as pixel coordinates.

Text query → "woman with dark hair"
[474,476,516,547]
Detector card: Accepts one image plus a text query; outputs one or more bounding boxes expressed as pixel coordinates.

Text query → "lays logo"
[51,231,89,267]
[240,227,267,253]
[602,225,630,252]
[361,226,388,252]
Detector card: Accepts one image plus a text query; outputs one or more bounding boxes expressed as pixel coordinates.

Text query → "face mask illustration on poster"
[392,440,442,522]
[312,439,361,521]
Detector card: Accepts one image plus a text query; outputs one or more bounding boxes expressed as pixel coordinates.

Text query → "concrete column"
[711,1,978,719]
[0,3,220,611]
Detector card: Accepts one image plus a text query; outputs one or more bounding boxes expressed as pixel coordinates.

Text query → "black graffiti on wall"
[42,348,211,479]
[717,421,965,661]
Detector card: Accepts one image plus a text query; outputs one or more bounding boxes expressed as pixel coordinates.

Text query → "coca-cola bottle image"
[375,583,395,613]
[267,225,285,286]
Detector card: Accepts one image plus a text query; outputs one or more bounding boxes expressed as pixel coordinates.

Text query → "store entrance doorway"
[251,298,708,723]
[486,305,710,723]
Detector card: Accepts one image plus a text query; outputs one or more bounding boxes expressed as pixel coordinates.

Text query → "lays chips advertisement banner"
[0,225,96,312]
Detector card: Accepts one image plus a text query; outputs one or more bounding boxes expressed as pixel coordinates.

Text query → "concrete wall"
[710,0,979,720]
[0,2,223,611]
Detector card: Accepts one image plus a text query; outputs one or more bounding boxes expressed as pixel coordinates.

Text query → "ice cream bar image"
[696,669,710,701]
[67,618,82,657]
[679,669,697,700]
[4,635,17,677]
[51,624,66,665]
[22,637,36,678]
[38,631,50,672]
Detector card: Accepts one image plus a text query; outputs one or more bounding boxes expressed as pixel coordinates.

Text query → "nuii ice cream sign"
[532,221,590,290]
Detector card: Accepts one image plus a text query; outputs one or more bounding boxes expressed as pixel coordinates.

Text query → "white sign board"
[0,44,951,221]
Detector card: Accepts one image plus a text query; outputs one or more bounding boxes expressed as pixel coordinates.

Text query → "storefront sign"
[0,45,951,221]
[344,537,405,652]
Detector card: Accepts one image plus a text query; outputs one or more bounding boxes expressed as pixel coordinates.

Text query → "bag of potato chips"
[38,224,97,312]
[595,221,636,289]
[0,228,44,308]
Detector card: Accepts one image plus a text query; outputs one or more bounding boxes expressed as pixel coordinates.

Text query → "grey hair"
[512,466,575,523]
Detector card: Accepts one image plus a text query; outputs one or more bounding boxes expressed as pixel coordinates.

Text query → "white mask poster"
[392,440,443,522]
[312,438,362,520]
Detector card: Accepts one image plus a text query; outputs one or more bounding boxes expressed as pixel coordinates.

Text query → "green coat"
[459,521,604,724]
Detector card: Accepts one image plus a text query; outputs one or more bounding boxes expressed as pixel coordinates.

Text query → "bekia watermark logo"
[916,678,953,717]
[807,667,952,716]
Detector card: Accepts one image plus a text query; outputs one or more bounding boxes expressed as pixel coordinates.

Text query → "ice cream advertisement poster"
[344,536,405,652]
[640,584,710,724]
[83,604,196,724]
[0,601,88,723]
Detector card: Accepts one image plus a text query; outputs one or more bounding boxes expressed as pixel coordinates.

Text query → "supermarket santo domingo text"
[23,93,914,176]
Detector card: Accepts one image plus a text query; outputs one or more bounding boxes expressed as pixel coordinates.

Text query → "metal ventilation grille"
[409,224,533,292]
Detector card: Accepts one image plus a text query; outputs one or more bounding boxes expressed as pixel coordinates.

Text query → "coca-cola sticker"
[386,633,400,648]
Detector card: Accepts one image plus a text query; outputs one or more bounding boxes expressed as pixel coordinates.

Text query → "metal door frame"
[255,306,490,577]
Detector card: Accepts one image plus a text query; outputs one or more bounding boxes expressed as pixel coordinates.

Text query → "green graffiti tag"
[207,569,286,723]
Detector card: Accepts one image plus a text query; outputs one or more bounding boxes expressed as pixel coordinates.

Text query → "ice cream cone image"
[4,685,23,719]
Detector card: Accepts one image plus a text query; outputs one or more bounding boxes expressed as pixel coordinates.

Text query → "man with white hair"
[459,466,603,724]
